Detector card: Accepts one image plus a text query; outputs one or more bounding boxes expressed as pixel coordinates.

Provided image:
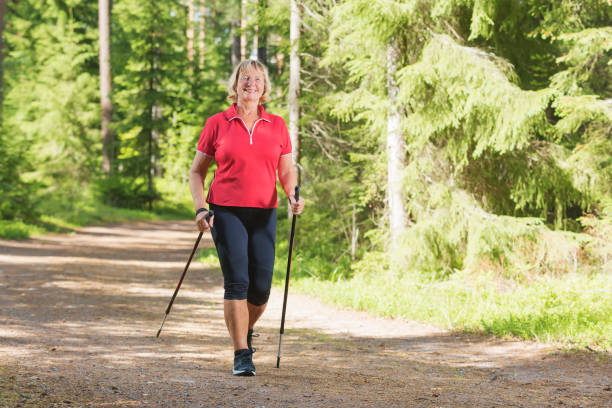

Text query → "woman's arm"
[278,155,304,215]
[189,151,214,230]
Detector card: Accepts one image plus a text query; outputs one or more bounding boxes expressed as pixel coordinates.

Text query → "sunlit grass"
[291,270,612,351]
[0,181,192,240]
[0,220,44,239]
[196,247,220,268]
[0,205,190,240]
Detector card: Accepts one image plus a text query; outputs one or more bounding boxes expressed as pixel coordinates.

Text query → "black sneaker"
[233,349,255,376]
[247,329,259,353]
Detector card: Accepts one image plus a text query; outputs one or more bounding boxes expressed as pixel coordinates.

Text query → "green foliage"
[527,0,612,39]
[552,27,612,97]
[0,185,191,240]
[579,214,612,271]
[0,220,43,239]
[109,0,231,209]
[396,34,587,235]
[399,35,551,159]
[197,247,221,268]
[111,0,187,205]
[468,0,496,41]
[0,134,38,222]
[273,197,346,280]
[555,97,612,205]
[94,175,161,209]
[393,183,596,281]
[280,0,612,349]
[4,0,100,203]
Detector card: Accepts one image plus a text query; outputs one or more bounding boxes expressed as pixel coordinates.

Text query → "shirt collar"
[224,103,271,122]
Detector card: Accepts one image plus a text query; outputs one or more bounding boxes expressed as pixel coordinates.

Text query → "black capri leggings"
[209,204,276,306]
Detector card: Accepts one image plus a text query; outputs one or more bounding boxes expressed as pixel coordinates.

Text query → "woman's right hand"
[196,211,214,232]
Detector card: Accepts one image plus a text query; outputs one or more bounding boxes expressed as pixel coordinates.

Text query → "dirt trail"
[0,220,610,407]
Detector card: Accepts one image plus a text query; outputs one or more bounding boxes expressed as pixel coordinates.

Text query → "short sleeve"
[280,119,292,156]
[197,119,216,156]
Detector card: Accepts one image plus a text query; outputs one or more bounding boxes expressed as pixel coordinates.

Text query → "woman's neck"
[236,101,259,119]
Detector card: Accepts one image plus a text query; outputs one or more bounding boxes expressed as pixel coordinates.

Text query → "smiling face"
[236,67,265,104]
[227,60,271,104]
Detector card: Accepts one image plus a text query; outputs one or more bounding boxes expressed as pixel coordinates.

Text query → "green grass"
[194,214,612,351]
[0,220,44,239]
[290,270,612,351]
[270,208,612,351]
[0,195,192,240]
[196,247,221,268]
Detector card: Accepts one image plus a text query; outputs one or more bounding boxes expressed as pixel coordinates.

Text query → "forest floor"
[0,220,611,408]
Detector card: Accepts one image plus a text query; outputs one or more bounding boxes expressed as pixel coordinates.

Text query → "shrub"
[94,175,161,209]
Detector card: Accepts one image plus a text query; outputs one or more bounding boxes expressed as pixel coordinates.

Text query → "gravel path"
[1,220,610,407]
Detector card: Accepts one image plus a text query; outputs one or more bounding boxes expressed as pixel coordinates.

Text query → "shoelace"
[249,333,260,353]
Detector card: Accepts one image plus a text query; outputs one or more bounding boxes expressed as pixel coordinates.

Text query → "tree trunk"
[288,0,300,218]
[231,19,240,67]
[152,103,162,178]
[187,0,195,63]
[257,0,267,64]
[148,118,153,211]
[0,0,6,124]
[240,0,247,60]
[386,39,406,264]
[253,26,258,59]
[198,0,205,69]
[98,0,113,174]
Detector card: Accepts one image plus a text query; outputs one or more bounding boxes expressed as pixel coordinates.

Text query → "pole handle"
[294,185,300,202]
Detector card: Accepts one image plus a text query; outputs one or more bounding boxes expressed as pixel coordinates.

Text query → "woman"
[189,60,304,376]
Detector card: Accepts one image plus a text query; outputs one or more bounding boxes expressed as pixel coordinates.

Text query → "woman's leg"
[247,302,267,330]
[224,299,249,350]
[210,205,251,351]
[245,207,277,330]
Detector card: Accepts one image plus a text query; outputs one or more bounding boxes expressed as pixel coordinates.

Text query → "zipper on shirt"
[231,117,269,145]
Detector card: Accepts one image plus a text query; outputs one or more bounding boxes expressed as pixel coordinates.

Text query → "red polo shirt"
[197,104,292,208]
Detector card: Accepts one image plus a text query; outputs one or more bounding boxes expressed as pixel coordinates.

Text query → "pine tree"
[322,0,436,268]
[319,0,612,277]
[111,0,189,208]
[4,0,100,199]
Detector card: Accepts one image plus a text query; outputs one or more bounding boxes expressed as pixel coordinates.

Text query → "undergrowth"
[0,179,192,240]
[271,201,612,351]
[291,270,612,351]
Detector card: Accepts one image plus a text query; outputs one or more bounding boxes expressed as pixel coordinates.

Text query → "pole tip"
[276,357,280,368]
[156,315,167,338]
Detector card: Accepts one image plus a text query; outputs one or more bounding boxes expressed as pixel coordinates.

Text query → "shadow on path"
[1,221,610,407]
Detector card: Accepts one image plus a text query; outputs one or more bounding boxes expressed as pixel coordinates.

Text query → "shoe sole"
[233,369,256,376]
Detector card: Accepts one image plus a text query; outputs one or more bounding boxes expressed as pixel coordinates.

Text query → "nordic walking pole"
[277,186,299,368]
[156,210,214,338]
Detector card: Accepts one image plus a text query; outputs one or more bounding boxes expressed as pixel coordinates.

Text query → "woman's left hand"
[289,195,305,216]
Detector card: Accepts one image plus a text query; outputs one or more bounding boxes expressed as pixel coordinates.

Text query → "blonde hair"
[227,60,271,104]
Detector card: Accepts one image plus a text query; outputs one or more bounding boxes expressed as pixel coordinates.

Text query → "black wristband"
[196,207,208,216]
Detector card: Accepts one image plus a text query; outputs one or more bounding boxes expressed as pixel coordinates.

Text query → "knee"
[247,287,270,306]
